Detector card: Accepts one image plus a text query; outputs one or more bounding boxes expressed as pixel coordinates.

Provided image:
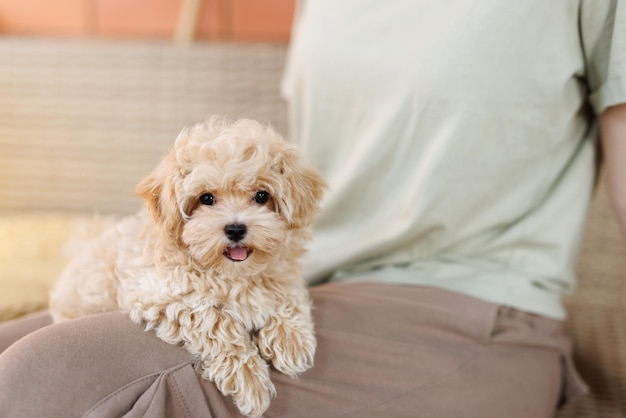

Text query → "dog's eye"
[253,190,270,204]
[199,193,215,206]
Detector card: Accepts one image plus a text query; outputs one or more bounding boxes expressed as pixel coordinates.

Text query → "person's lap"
[0,282,568,417]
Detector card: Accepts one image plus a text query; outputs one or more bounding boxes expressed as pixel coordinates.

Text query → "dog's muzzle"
[224,223,250,261]
[224,223,247,242]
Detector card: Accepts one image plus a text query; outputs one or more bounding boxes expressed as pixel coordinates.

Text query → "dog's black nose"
[224,223,247,242]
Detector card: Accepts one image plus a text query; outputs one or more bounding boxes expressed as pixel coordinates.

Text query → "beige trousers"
[0,282,587,417]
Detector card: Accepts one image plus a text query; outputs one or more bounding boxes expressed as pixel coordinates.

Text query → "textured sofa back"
[0,38,288,215]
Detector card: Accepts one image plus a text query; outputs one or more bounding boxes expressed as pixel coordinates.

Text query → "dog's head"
[135,117,326,274]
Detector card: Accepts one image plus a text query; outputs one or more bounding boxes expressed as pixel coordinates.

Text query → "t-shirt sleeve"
[581,0,626,114]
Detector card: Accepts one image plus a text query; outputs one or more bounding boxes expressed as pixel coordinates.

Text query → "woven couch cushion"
[0,214,93,321]
[557,176,626,417]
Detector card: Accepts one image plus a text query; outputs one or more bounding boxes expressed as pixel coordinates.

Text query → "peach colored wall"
[0,0,295,42]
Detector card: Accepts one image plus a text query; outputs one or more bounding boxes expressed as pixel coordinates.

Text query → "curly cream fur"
[49,117,326,418]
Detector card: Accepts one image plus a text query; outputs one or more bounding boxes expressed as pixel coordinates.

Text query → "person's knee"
[0,312,194,417]
[0,311,53,354]
[0,316,108,417]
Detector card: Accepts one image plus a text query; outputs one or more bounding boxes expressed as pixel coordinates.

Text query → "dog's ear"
[273,147,326,229]
[135,153,185,247]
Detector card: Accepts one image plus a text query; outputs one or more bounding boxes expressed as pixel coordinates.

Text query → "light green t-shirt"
[282,0,626,319]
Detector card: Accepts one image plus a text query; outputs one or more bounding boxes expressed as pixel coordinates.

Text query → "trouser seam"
[83,361,192,418]
[337,346,485,417]
[170,370,193,418]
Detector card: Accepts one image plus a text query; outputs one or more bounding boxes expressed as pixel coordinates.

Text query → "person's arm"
[601,103,626,236]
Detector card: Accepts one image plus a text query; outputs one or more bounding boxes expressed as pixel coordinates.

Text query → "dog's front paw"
[202,353,275,418]
[257,317,316,376]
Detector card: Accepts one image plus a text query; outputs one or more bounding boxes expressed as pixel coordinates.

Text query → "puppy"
[49,117,326,417]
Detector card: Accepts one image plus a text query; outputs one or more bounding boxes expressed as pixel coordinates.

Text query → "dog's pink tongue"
[230,247,248,261]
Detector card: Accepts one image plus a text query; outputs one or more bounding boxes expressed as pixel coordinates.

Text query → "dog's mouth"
[224,246,251,262]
